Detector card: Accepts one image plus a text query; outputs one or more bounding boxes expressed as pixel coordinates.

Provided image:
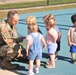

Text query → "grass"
[49,0,76,4]
[0,0,76,9]
[0,0,76,20]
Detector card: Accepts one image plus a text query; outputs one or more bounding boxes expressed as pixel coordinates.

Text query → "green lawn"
[0,0,76,9]
[0,0,76,20]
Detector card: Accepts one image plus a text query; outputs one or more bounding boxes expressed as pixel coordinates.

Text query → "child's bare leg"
[50,54,55,66]
[71,53,76,64]
[46,54,55,68]
[29,60,34,70]
[46,57,51,65]
[71,53,75,59]
[35,60,40,69]
[33,60,40,73]
[28,60,34,74]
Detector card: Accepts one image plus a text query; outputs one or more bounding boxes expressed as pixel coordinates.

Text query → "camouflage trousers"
[0,44,26,60]
[0,45,12,57]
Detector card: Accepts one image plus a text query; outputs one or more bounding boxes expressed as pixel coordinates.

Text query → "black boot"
[16,49,29,63]
[1,58,17,70]
[17,56,29,63]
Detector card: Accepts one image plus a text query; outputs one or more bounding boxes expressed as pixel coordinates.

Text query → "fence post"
[47,0,49,6]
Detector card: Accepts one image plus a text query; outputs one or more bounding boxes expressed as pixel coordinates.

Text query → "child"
[43,14,61,61]
[26,16,43,63]
[43,14,58,68]
[55,27,61,60]
[67,14,76,64]
[26,17,46,75]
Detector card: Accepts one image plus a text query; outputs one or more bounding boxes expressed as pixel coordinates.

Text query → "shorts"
[70,45,76,53]
[28,50,42,60]
[56,41,60,52]
[47,42,57,54]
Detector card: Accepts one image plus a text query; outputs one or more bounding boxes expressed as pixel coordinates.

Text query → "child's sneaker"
[33,68,39,74]
[27,71,34,75]
[71,59,76,64]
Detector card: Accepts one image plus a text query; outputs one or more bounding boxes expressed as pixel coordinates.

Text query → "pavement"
[0,1,76,75]
[0,69,18,75]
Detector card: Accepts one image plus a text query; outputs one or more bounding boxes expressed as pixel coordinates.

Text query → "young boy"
[43,14,61,62]
[43,14,58,68]
[55,27,61,60]
[67,14,76,64]
[26,16,46,75]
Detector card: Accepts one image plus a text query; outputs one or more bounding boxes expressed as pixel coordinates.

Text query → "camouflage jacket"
[0,20,23,48]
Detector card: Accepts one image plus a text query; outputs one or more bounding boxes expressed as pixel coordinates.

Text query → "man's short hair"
[7,10,18,19]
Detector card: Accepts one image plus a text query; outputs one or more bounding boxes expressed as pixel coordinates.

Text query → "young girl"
[26,17,46,75]
[43,14,58,68]
[67,14,76,64]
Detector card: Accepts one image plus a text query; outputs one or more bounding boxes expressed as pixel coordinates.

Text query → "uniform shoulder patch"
[1,27,7,33]
[0,21,7,33]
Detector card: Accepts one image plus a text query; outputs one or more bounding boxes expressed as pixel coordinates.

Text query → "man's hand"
[21,36,27,39]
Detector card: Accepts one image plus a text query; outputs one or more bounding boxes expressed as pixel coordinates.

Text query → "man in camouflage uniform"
[0,10,26,70]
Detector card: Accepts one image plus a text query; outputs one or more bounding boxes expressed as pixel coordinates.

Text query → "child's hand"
[42,45,46,49]
[68,42,72,46]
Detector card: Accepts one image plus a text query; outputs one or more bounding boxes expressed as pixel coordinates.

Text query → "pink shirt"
[45,28,58,45]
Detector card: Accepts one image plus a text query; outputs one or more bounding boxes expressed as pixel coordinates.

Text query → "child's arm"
[68,35,72,46]
[26,40,31,56]
[41,36,46,49]
[67,28,72,46]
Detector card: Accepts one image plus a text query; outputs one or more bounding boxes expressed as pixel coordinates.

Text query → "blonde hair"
[26,16,36,26]
[43,14,54,23]
[26,16,38,33]
[43,14,56,27]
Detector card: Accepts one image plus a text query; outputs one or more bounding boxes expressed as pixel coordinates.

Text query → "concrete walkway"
[0,69,18,75]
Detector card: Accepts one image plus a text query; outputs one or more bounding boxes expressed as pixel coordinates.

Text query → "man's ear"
[8,18,12,21]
